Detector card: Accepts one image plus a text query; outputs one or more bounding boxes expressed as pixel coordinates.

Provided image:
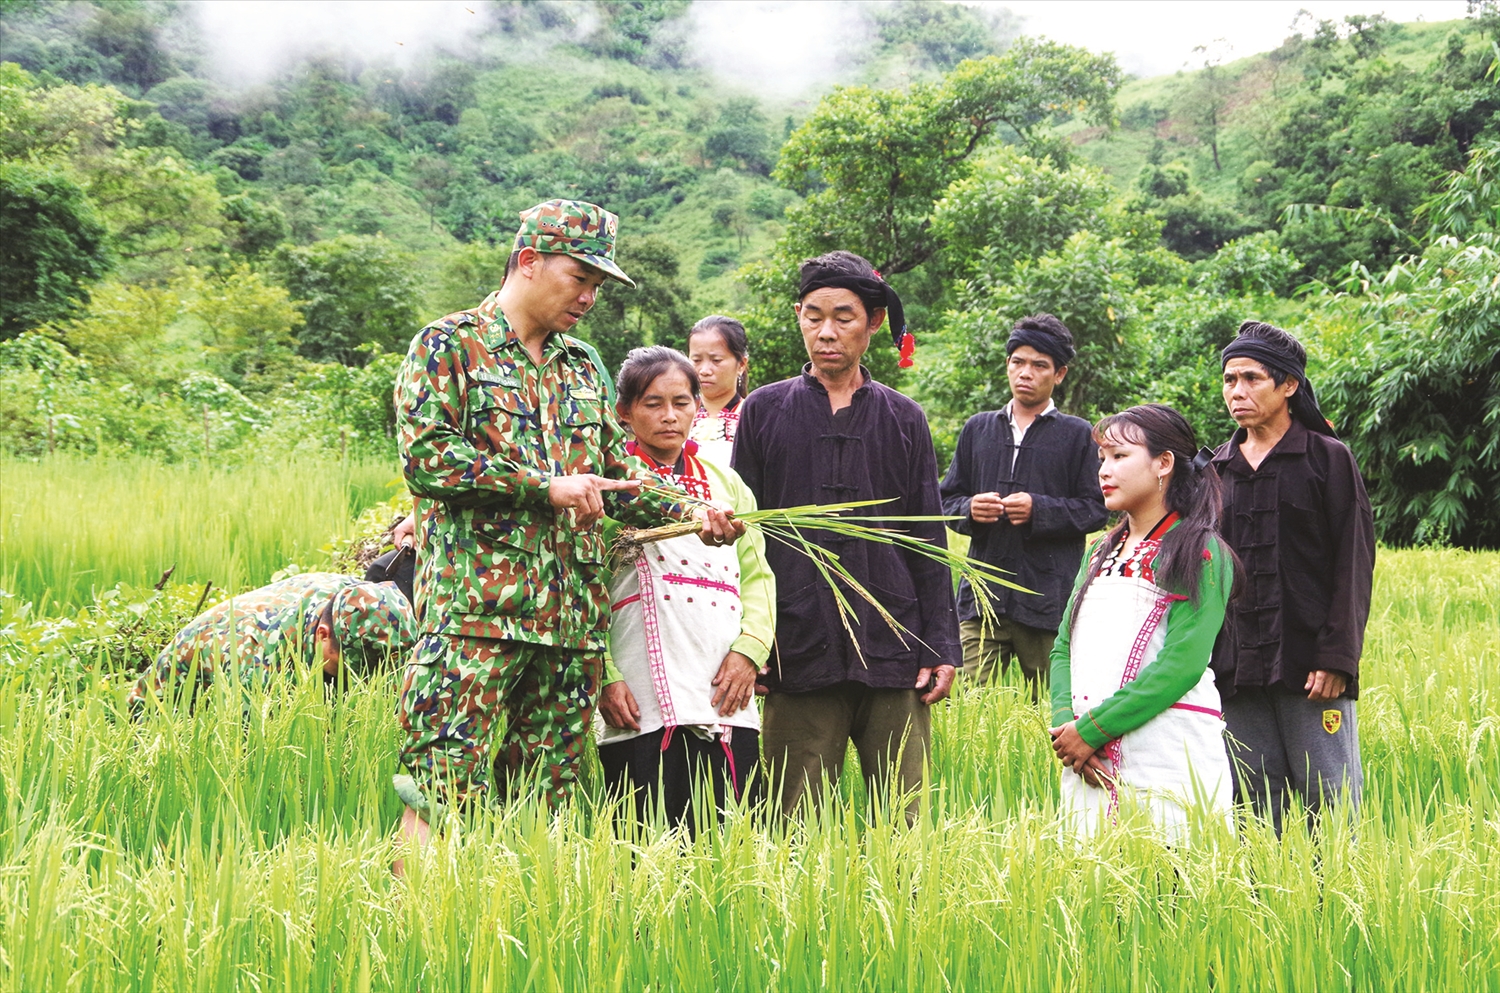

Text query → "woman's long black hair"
[1073,404,1239,615]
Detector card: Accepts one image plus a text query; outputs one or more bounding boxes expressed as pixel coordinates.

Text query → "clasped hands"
[547,474,745,545]
[1048,721,1111,789]
[1049,667,1347,789]
[969,491,1032,526]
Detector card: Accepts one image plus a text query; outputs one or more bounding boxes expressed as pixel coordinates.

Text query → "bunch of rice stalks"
[614,493,1032,661]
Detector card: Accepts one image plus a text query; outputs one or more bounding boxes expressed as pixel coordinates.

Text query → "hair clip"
[1190,447,1216,472]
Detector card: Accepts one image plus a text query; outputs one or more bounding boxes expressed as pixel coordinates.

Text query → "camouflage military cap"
[514,199,635,288]
[331,582,417,671]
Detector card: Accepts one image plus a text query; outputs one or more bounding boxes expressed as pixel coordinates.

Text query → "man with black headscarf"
[732,249,959,823]
[939,314,1107,696]
[1211,320,1375,834]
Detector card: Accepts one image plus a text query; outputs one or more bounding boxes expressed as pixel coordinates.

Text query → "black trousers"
[598,726,761,834]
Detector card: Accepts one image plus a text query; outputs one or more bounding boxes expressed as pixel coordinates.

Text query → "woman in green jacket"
[1049,404,1238,840]
[596,346,776,833]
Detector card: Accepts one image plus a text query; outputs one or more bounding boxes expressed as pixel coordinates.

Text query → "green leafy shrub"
[270,235,422,365]
[1195,231,1302,297]
[1319,240,1499,546]
[0,161,111,337]
[1316,143,1500,547]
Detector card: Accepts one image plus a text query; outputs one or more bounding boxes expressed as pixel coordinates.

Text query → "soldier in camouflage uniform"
[392,199,742,842]
[128,572,416,714]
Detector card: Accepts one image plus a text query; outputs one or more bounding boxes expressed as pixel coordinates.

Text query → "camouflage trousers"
[395,634,601,817]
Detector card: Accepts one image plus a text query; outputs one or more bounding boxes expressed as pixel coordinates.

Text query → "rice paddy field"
[1,459,1497,990]
[0,456,399,612]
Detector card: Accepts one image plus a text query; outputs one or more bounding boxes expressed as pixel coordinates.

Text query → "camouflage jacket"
[395,292,686,648]
[127,572,395,709]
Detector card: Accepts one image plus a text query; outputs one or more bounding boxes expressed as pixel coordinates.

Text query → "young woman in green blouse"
[1049,404,1240,840]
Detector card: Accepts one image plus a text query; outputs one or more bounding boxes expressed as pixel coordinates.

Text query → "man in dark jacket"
[939,315,1107,697]
[1212,320,1375,833]
[733,250,960,821]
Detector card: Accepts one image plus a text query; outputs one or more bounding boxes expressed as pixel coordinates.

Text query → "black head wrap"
[1221,327,1337,437]
[1006,325,1075,368]
[798,253,914,367]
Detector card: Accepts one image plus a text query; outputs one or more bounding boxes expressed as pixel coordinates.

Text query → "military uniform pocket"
[556,403,602,474]
[467,386,533,449]
[452,517,542,616]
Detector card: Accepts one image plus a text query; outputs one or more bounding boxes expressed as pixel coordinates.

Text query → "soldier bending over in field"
[127,572,416,715]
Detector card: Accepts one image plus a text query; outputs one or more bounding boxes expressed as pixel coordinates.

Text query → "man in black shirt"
[1211,320,1375,833]
[939,315,1107,698]
[733,251,960,821]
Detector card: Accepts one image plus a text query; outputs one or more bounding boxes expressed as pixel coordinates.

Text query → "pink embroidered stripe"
[1170,702,1222,718]
[633,551,677,730]
[1105,592,1183,821]
[662,573,739,596]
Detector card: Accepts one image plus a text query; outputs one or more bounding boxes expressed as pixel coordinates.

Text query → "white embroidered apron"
[600,447,758,789]
[1062,570,1233,841]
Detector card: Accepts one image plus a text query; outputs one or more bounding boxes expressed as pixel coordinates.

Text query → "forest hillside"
[2,0,1497,548]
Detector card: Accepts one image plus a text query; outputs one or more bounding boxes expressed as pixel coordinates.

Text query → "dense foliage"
[1314,142,1500,548]
[1,1,1497,545]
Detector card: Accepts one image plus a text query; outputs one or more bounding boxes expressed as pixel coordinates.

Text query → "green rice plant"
[0,455,399,611]
[616,496,1030,658]
[0,539,1496,989]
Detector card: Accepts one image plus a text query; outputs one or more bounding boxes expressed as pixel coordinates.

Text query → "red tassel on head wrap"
[898,331,916,368]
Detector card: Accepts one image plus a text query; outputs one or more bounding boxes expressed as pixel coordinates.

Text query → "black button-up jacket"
[939,406,1108,632]
[1210,421,1376,699]
[732,367,961,693]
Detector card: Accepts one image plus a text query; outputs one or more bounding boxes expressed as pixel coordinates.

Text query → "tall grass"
[0,455,399,610]
[0,530,1496,988]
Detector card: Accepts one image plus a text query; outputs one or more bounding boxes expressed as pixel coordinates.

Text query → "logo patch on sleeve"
[1322,709,1342,734]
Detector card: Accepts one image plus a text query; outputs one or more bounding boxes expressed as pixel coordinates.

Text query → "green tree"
[575,235,692,376]
[1253,18,1498,281]
[1174,42,1233,172]
[744,42,1123,386]
[183,265,304,391]
[703,97,773,174]
[431,241,509,316]
[410,154,457,226]
[1130,159,1248,261]
[79,2,178,91]
[1194,231,1301,297]
[221,193,289,258]
[0,62,125,160]
[0,161,111,337]
[46,277,181,385]
[583,0,692,68]
[0,331,96,457]
[873,0,1005,71]
[270,235,422,365]
[773,39,1123,277]
[931,149,1140,280]
[1317,143,1500,547]
[78,146,226,271]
